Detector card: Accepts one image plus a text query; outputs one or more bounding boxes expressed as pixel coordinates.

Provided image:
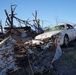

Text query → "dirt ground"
[53,40,76,75]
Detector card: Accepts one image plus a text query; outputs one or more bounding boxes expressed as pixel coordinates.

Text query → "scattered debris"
[1,5,62,74]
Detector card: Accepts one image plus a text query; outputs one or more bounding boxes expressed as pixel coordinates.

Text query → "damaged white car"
[34,24,76,47]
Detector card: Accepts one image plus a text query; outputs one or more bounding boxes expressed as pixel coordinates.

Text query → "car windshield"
[45,25,65,32]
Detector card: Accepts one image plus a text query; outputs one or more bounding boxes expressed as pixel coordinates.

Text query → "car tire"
[64,35,69,47]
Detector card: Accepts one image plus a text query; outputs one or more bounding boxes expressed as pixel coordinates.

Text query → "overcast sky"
[0,0,76,28]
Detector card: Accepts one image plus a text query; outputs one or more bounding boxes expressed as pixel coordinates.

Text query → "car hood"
[35,30,62,40]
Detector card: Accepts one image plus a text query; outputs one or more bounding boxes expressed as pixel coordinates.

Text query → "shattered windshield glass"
[45,25,65,32]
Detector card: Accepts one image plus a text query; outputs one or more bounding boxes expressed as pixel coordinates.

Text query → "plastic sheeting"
[51,44,62,63]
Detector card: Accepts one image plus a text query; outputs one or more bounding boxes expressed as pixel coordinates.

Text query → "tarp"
[33,24,44,33]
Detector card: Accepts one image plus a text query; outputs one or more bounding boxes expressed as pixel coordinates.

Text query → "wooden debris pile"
[6,37,62,75]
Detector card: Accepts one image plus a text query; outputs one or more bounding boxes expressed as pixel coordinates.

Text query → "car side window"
[69,25,74,29]
[67,24,74,29]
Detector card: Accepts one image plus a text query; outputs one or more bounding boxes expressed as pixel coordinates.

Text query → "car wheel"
[64,35,69,47]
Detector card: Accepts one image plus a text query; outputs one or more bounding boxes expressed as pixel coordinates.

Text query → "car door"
[66,24,74,41]
[69,25,76,39]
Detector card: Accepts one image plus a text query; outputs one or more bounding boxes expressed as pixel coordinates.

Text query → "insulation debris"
[0,36,16,75]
